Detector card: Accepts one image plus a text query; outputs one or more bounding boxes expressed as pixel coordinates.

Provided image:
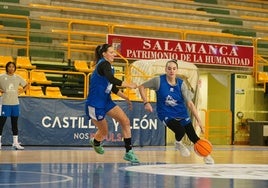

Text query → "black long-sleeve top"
[97,61,122,94]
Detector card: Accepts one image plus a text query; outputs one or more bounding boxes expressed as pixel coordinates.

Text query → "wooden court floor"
[0,145,267,188]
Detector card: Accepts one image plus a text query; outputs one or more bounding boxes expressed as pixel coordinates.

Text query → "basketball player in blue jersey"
[0,61,29,150]
[138,59,214,164]
[86,43,139,163]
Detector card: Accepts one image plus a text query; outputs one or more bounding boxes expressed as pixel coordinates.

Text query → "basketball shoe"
[203,155,215,164]
[124,150,140,163]
[90,138,104,154]
[175,141,190,157]
[12,143,24,150]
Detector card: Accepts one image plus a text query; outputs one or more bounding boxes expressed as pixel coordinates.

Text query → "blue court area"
[0,146,268,188]
[1,163,268,188]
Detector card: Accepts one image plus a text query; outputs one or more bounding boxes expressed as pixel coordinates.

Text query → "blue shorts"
[85,100,116,121]
[163,117,192,126]
[1,105,20,117]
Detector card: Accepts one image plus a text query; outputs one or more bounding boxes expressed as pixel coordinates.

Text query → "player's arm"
[21,82,29,93]
[182,82,204,133]
[100,61,136,89]
[116,89,133,110]
[100,62,121,84]
[111,85,133,110]
[18,76,29,94]
[186,100,203,130]
[138,77,159,113]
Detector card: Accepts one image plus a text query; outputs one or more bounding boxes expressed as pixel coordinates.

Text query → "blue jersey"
[86,59,114,108]
[156,75,189,122]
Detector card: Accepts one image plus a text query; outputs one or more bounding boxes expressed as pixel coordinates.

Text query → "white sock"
[0,136,2,144]
[13,135,18,144]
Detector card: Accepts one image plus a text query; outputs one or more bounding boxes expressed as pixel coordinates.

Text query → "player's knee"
[122,118,130,127]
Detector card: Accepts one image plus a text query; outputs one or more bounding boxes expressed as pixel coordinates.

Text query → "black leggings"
[166,119,200,144]
[0,116,19,135]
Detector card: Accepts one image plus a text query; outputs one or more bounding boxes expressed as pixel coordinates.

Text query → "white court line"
[124,164,268,180]
[0,170,73,186]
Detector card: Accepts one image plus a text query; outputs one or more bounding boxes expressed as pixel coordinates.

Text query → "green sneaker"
[124,150,140,163]
[90,138,104,154]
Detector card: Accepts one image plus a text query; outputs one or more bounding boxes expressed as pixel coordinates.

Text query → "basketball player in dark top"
[85,43,139,163]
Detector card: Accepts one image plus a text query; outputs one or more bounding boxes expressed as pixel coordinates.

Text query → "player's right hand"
[144,102,153,112]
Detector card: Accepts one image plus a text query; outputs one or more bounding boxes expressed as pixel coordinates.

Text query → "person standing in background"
[138,59,214,164]
[0,61,29,150]
[85,43,139,163]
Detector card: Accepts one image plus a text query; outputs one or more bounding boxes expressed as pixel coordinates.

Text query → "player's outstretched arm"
[138,85,153,113]
[115,90,133,110]
[121,81,137,89]
[187,100,204,133]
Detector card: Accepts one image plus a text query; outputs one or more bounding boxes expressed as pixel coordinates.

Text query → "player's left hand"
[126,99,133,110]
[199,125,205,134]
[18,88,24,94]
[196,119,204,134]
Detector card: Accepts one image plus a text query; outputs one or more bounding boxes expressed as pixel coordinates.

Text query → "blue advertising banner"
[1,98,165,146]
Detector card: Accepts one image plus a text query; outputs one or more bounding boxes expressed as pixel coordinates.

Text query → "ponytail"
[94,43,112,63]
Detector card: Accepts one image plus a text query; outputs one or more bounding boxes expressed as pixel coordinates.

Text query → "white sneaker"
[12,143,24,150]
[204,155,214,164]
[175,141,190,157]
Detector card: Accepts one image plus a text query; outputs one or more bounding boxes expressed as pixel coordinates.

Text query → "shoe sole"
[204,160,215,165]
[204,159,215,164]
[124,157,140,164]
[181,153,190,157]
[180,150,191,157]
[90,139,104,154]
[12,147,24,150]
[123,155,140,164]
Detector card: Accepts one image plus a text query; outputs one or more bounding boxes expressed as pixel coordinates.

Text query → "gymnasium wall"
[233,74,268,144]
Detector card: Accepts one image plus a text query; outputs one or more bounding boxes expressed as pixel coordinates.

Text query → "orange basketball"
[194,139,212,157]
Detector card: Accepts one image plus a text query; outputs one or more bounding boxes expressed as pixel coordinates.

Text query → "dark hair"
[166,59,178,68]
[95,43,112,63]
[5,61,16,72]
